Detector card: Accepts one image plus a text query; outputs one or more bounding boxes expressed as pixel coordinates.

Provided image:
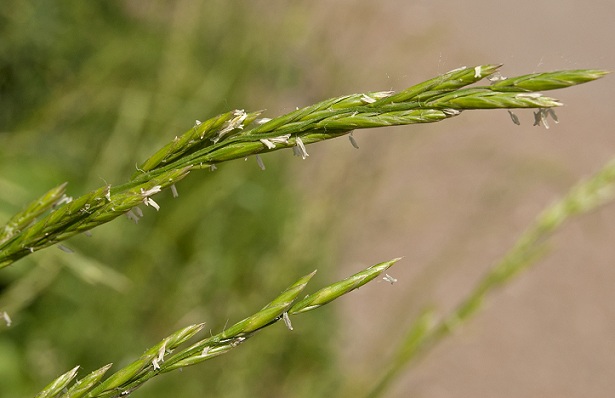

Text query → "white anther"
[507,110,520,125]
[144,197,160,211]
[372,91,394,99]
[2,311,11,327]
[294,136,309,160]
[487,72,507,83]
[349,132,359,149]
[442,109,461,116]
[360,93,377,104]
[541,110,550,129]
[140,186,162,197]
[260,138,276,149]
[125,209,139,224]
[533,108,551,129]
[104,185,111,202]
[546,108,559,123]
[382,274,398,284]
[270,134,291,144]
[58,244,74,254]
[474,66,482,78]
[282,312,293,331]
[256,154,266,171]
[140,186,162,209]
[213,109,248,142]
[54,195,73,207]
[533,110,542,126]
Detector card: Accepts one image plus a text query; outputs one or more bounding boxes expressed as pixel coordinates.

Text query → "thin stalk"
[365,155,615,398]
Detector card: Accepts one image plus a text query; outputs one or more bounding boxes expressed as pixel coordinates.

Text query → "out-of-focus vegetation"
[0,1,343,396]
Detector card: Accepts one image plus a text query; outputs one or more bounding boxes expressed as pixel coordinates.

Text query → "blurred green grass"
[0,1,343,396]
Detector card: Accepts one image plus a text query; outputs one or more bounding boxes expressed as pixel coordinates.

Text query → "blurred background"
[1,1,614,397]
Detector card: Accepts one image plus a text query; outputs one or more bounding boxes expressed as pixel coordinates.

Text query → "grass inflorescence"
[0,65,607,269]
[34,259,400,398]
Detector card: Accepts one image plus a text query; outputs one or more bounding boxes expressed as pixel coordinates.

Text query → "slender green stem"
[365,156,615,398]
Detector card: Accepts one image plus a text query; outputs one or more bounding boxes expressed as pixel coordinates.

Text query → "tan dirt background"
[287,1,615,397]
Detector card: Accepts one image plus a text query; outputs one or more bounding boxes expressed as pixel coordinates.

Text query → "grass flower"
[0,66,607,269]
[36,260,400,397]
